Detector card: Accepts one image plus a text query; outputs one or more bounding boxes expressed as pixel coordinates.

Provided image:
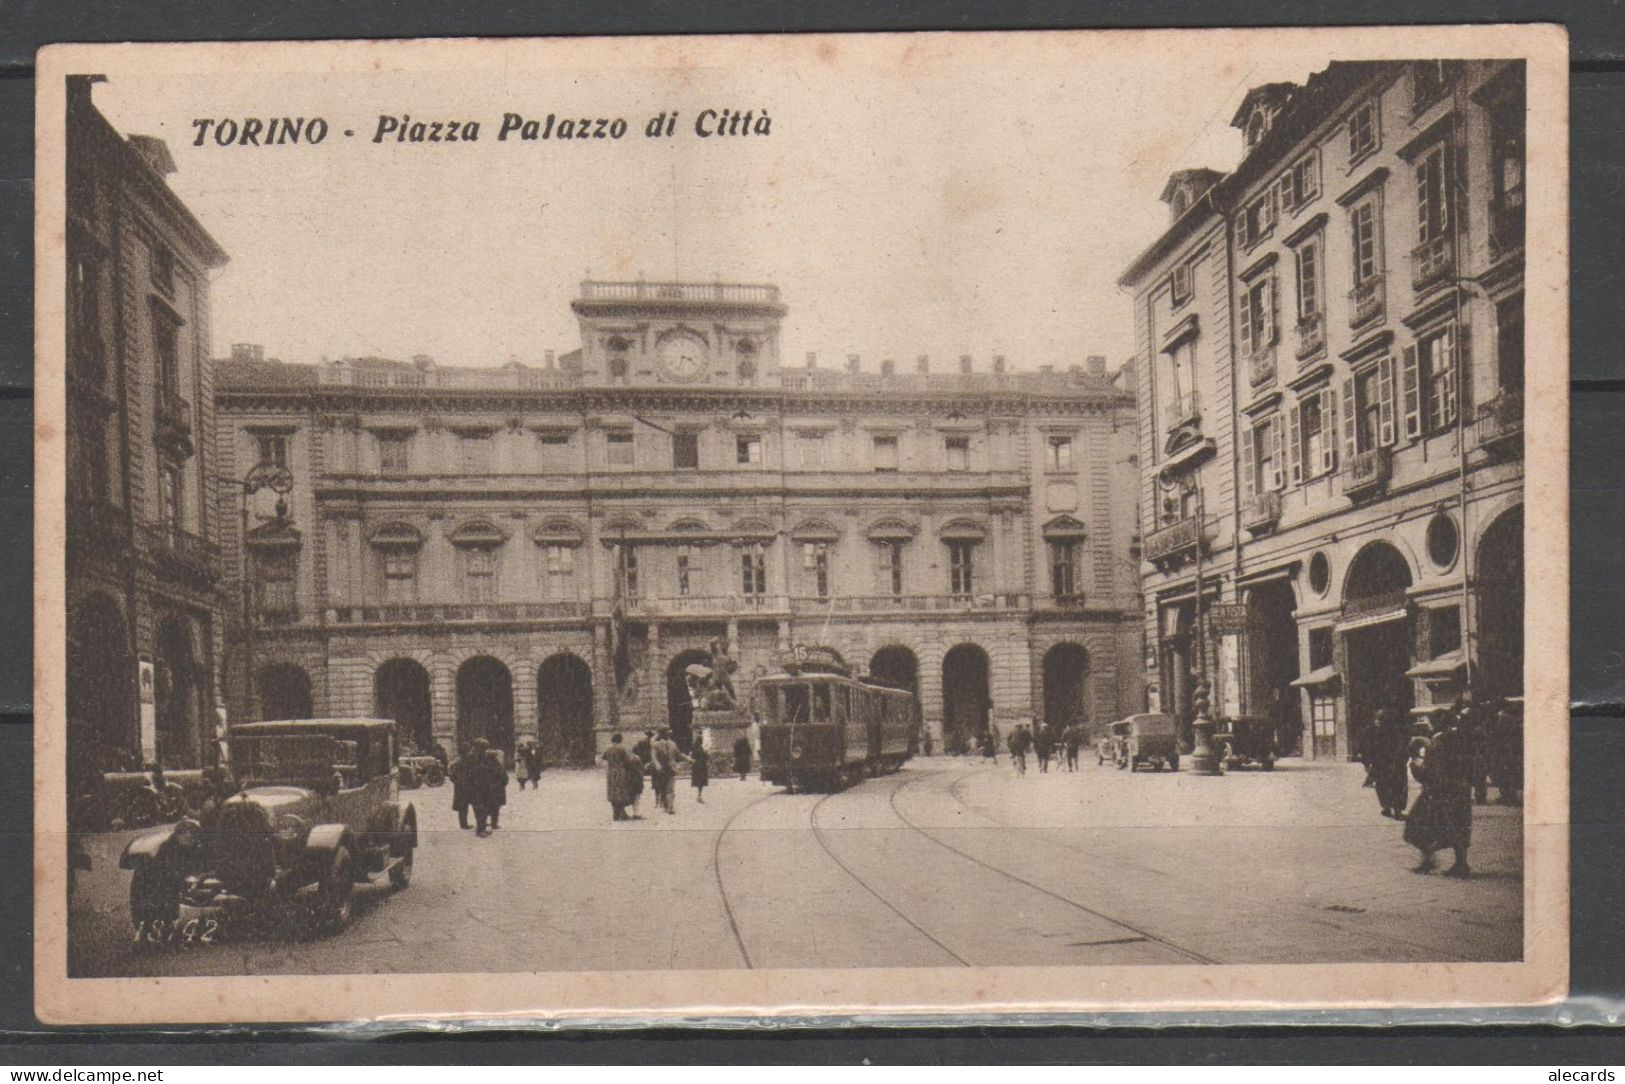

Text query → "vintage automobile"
[1216,714,1276,771]
[1111,713,1180,772]
[120,719,417,935]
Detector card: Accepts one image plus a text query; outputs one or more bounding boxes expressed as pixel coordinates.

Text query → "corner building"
[1121,61,1525,759]
[216,281,1142,763]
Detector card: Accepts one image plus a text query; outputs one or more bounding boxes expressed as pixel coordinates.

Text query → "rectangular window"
[876,541,905,597]
[948,541,976,596]
[378,433,411,475]
[1351,198,1381,285]
[606,430,634,466]
[150,243,176,298]
[672,431,699,469]
[1047,435,1073,471]
[1309,626,1334,669]
[677,545,694,597]
[1354,365,1383,454]
[537,430,572,471]
[78,415,110,505]
[1311,693,1337,744]
[153,313,180,395]
[740,544,767,597]
[464,548,496,602]
[1300,390,1331,479]
[256,434,289,468]
[1496,295,1525,394]
[1294,236,1322,322]
[873,435,899,472]
[1421,327,1459,432]
[1049,540,1079,597]
[459,434,492,473]
[802,541,831,598]
[543,544,575,598]
[620,545,639,599]
[1430,605,1463,658]
[71,250,103,374]
[945,436,970,472]
[382,550,416,603]
[1249,416,1283,494]
[1239,275,1276,356]
[736,435,762,465]
[159,464,182,536]
[1411,61,1455,114]
[1240,191,1276,247]
[258,550,298,614]
[1169,261,1192,306]
[1415,144,1451,244]
[1348,100,1378,161]
[1488,86,1526,254]
[1281,151,1320,210]
[797,432,826,470]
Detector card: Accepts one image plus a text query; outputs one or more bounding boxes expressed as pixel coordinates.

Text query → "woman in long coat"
[690,742,710,804]
[448,743,472,830]
[1403,708,1475,875]
[600,733,638,821]
[1370,708,1411,819]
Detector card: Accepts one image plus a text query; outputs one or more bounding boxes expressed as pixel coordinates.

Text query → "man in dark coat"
[733,735,753,781]
[467,738,508,837]
[1063,723,1083,771]
[690,741,711,804]
[518,740,543,790]
[600,733,638,821]
[1034,723,1054,773]
[650,728,689,814]
[448,742,472,830]
[1403,707,1475,875]
[1370,707,1411,819]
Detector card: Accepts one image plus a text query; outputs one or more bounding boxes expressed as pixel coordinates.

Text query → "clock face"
[656,335,708,383]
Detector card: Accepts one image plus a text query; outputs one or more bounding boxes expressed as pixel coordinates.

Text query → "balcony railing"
[1247,344,1277,388]
[327,601,591,626]
[1341,447,1392,499]
[1294,313,1326,362]
[1163,391,1201,431]
[794,593,1028,614]
[1348,275,1385,328]
[138,524,220,584]
[155,390,194,456]
[1474,391,1523,453]
[1489,204,1525,262]
[1143,515,1215,564]
[578,280,781,305]
[625,594,788,618]
[1411,234,1455,292]
[1242,490,1282,532]
[1342,588,1409,622]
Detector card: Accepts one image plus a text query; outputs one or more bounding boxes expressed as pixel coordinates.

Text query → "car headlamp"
[173,817,202,850]
[273,814,308,846]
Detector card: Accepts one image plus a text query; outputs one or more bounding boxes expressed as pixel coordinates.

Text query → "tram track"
[709,788,779,969]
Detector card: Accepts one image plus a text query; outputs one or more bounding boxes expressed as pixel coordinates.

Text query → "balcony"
[625,594,789,619]
[1163,391,1201,432]
[1242,490,1282,533]
[1247,344,1277,388]
[1348,275,1385,329]
[1143,515,1216,566]
[1410,234,1455,292]
[1294,313,1326,362]
[1474,391,1523,455]
[154,390,194,458]
[327,601,591,627]
[1341,447,1392,501]
[1489,204,1525,263]
[578,280,781,306]
[793,593,1028,615]
[138,524,221,586]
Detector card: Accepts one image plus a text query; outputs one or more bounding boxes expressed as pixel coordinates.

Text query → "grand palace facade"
[214,281,1143,763]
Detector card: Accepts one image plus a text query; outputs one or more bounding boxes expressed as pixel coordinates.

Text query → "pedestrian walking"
[1267,687,1298,759]
[650,728,690,814]
[1370,707,1411,819]
[1008,724,1031,776]
[517,740,543,790]
[448,742,472,830]
[690,742,710,804]
[467,738,509,837]
[733,735,753,780]
[979,729,998,763]
[1034,723,1054,773]
[601,733,639,821]
[1403,707,1475,876]
[1488,701,1523,804]
[1063,723,1082,771]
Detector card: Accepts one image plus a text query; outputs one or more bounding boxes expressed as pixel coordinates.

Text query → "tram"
[756,647,917,792]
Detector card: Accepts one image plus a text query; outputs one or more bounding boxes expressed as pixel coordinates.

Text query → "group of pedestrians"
[1361,693,1523,878]
[1000,721,1086,776]
[448,738,509,838]
[599,728,751,822]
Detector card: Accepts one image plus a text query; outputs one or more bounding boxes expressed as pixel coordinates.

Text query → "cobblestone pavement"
[66,754,1521,977]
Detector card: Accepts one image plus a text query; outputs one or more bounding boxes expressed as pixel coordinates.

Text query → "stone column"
[430,658,457,747]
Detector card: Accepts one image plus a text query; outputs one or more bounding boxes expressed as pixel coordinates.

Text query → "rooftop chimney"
[916,354,930,374]
[1087,354,1107,376]
[805,351,817,369]
[230,343,264,362]
[959,355,973,375]
[846,354,861,373]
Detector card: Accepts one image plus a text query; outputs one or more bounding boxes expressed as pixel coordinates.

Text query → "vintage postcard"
[34,26,1568,1025]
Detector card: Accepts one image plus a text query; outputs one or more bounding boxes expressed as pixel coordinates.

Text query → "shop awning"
[1290,665,1340,689]
[1405,651,1465,679]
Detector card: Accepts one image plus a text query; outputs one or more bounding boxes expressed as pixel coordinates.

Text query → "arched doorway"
[1246,579,1301,755]
[68,592,135,792]
[156,617,203,768]
[1342,542,1414,763]
[375,658,432,755]
[457,656,515,756]
[941,644,991,755]
[870,645,923,750]
[538,653,595,766]
[665,648,711,752]
[1476,505,1524,707]
[1042,643,1089,731]
[257,662,313,722]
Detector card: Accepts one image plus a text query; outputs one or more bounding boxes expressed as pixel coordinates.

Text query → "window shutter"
[1342,376,1357,464]
[1321,386,1339,474]
[1242,424,1257,498]
[1454,322,1472,420]
[1266,277,1279,345]
[1238,291,1253,357]
[1263,190,1277,231]
[1437,326,1458,426]
[1269,419,1285,490]
[1401,344,1422,439]
[1287,402,1303,484]
[1377,356,1396,446]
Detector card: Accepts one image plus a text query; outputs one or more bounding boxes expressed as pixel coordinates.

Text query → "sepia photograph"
[33,28,1568,1024]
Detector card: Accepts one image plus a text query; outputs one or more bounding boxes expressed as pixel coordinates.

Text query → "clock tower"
[569,279,787,388]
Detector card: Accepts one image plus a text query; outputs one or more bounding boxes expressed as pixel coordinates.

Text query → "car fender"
[399,803,418,849]
[119,824,177,869]
[302,823,357,872]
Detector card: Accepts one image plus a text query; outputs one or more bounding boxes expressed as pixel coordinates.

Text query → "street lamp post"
[1160,467,1222,776]
[235,462,294,722]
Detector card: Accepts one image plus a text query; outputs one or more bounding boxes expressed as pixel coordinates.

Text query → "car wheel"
[129,865,179,929]
[1169,753,1180,772]
[316,846,355,932]
[389,839,414,891]
[1263,757,1275,771]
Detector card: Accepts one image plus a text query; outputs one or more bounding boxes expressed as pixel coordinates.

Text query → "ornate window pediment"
[790,518,841,542]
[246,521,303,550]
[447,518,508,548]
[730,517,776,542]
[367,521,423,549]
[938,518,988,542]
[532,518,584,546]
[668,517,711,535]
[1042,515,1088,540]
[865,517,917,542]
